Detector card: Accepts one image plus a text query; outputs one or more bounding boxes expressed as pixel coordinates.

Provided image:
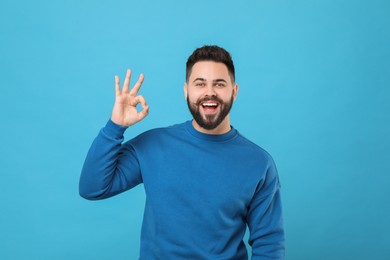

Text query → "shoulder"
[126,121,188,145]
[234,130,276,165]
[140,121,186,137]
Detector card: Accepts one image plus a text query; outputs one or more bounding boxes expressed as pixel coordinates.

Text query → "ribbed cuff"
[103,119,128,138]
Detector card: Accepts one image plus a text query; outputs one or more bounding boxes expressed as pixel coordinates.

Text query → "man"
[80,45,285,259]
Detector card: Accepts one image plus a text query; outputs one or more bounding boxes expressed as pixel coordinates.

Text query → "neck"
[192,115,231,135]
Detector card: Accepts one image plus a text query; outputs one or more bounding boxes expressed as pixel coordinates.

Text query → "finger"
[115,75,120,96]
[136,95,147,108]
[122,69,132,93]
[138,104,149,121]
[130,95,149,121]
[130,95,146,107]
[130,73,144,96]
[137,95,149,120]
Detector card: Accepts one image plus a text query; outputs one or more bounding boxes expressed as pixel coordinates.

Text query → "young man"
[80,45,285,259]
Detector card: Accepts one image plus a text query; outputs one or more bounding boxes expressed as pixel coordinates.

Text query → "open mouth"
[201,101,219,113]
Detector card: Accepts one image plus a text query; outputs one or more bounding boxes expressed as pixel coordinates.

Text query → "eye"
[195,82,206,87]
[215,83,226,88]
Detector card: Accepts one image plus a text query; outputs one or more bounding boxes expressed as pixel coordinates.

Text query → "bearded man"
[80,45,285,259]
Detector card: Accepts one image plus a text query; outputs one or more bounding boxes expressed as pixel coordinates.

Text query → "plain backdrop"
[1,0,389,259]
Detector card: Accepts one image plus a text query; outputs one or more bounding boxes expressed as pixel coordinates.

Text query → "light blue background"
[1,0,389,259]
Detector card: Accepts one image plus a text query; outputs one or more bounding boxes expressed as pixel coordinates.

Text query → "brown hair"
[186,45,235,82]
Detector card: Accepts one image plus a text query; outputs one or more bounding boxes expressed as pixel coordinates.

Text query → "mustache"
[194,96,224,106]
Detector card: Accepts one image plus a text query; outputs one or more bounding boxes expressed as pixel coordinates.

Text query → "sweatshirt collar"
[185,120,237,142]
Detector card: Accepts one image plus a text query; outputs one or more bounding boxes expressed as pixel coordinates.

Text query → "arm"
[79,69,149,200]
[246,161,285,259]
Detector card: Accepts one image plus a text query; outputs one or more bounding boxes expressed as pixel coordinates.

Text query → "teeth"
[203,103,217,107]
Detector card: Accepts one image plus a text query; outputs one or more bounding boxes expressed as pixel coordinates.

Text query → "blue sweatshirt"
[80,120,285,259]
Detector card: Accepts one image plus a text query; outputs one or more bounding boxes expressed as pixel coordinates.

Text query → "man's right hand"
[111,69,149,127]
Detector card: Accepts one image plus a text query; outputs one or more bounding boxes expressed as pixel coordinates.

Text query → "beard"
[187,95,234,130]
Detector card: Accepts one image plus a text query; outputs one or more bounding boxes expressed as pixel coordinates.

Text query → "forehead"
[189,61,231,81]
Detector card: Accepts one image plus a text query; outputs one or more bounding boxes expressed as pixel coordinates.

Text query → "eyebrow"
[192,78,228,83]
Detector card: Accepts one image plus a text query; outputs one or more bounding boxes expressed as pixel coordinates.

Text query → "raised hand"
[111,69,149,127]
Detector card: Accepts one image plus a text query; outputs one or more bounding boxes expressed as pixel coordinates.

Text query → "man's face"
[184,61,238,131]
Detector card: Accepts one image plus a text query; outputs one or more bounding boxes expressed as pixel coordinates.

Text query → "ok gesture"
[111,69,149,127]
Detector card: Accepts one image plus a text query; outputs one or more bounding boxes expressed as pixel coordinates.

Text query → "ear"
[184,82,188,100]
[233,83,239,101]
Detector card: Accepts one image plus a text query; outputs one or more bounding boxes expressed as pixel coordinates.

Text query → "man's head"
[184,45,238,134]
[186,45,235,83]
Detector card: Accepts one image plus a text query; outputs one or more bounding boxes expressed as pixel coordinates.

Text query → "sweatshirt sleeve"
[79,120,143,200]
[246,159,285,259]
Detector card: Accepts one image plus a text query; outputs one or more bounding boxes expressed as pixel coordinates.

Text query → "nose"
[205,84,217,97]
